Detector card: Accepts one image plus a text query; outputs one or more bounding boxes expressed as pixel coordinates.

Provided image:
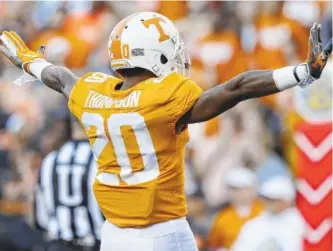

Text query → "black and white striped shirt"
[34,140,104,244]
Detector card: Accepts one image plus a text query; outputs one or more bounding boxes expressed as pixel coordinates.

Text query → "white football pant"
[100,217,198,251]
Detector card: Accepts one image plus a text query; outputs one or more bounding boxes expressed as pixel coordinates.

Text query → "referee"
[34,112,104,251]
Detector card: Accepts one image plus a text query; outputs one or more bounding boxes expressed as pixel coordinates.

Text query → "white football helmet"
[108,12,191,78]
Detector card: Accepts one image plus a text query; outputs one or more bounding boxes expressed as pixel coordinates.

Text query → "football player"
[0,12,331,251]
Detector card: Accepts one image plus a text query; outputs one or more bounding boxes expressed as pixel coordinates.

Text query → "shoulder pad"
[80,72,120,85]
[159,72,188,86]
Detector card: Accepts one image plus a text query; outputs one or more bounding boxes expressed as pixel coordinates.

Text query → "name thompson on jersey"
[84,73,141,109]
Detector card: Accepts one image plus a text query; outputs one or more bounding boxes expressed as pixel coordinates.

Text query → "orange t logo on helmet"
[143,17,170,42]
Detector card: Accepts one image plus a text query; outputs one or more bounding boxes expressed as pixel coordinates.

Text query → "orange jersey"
[68,72,202,227]
[207,201,263,249]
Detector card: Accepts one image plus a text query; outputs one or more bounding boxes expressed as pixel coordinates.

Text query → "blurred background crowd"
[0,1,331,251]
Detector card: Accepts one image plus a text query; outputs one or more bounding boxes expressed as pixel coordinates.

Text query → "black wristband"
[293,65,301,83]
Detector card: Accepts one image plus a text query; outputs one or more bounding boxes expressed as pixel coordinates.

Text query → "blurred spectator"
[196,101,266,207]
[282,1,323,28]
[0,167,45,251]
[0,168,24,215]
[253,2,308,69]
[231,176,305,251]
[137,1,189,22]
[0,213,45,251]
[322,2,332,44]
[252,2,309,110]
[207,167,263,250]
[62,1,116,69]
[184,143,201,196]
[29,1,117,71]
[253,115,291,184]
[39,106,71,155]
[0,109,10,168]
[235,2,258,54]
[256,148,291,185]
[187,191,212,251]
[32,1,92,30]
[192,5,247,89]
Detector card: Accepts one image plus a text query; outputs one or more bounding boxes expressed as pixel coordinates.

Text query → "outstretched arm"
[0,31,78,99]
[38,65,78,98]
[178,23,332,127]
[180,70,277,123]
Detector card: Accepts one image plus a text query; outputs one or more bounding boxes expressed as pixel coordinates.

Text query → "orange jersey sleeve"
[67,73,88,117]
[163,77,203,132]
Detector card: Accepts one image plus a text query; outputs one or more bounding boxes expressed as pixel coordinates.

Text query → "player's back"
[68,71,202,227]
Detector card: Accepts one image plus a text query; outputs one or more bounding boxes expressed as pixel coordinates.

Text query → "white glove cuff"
[272,64,309,91]
[26,60,53,80]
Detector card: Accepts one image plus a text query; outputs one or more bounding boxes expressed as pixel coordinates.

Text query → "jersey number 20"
[82,112,159,185]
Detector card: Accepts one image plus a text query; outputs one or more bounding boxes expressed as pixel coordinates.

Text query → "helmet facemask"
[171,35,191,78]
